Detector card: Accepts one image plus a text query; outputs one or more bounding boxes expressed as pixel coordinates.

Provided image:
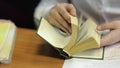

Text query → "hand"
[47,3,76,35]
[97,21,120,46]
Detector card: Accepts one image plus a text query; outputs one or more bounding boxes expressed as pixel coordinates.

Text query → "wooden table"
[0,28,64,68]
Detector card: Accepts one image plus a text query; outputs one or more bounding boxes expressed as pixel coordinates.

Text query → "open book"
[37,15,104,59]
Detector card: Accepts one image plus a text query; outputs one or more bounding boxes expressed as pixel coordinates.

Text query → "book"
[37,15,104,59]
[0,20,16,64]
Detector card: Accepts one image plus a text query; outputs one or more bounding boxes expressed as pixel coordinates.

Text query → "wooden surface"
[0,28,64,68]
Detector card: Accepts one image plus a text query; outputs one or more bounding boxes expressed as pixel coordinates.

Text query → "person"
[34,0,120,46]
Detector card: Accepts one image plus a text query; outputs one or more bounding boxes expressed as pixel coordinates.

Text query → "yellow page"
[68,18,102,58]
[72,47,104,59]
[0,23,10,49]
[37,18,71,48]
[77,18,101,45]
[63,15,79,54]
[76,21,88,43]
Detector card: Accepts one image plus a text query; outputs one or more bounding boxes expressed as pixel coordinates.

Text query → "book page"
[72,47,104,59]
[37,18,71,48]
[76,20,89,43]
[63,16,79,54]
[76,15,88,43]
[77,18,101,46]
[68,18,101,55]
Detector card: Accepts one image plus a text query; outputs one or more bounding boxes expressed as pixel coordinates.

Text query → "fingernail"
[67,33,71,36]
[97,26,101,30]
[73,13,76,16]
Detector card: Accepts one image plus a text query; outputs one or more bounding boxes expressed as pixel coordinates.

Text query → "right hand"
[97,21,120,46]
[47,3,76,35]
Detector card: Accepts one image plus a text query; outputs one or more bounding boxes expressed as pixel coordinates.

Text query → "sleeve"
[34,0,58,26]
[34,0,68,26]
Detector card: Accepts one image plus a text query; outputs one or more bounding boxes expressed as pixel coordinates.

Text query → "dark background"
[0,0,41,29]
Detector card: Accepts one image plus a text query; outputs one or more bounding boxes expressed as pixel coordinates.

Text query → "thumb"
[66,4,76,16]
[100,33,112,46]
[100,30,120,46]
[97,21,120,31]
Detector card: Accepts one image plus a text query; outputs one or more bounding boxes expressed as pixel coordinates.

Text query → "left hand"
[47,3,76,35]
[97,21,120,46]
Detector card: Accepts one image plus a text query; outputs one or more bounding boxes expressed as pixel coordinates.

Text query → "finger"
[97,23,114,31]
[49,17,71,35]
[100,34,112,47]
[66,4,76,16]
[48,8,71,35]
[56,20,71,35]
[56,4,71,23]
[54,11,72,34]
[97,21,120,31]
[100,30,120,46]
[55,20,71,35]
